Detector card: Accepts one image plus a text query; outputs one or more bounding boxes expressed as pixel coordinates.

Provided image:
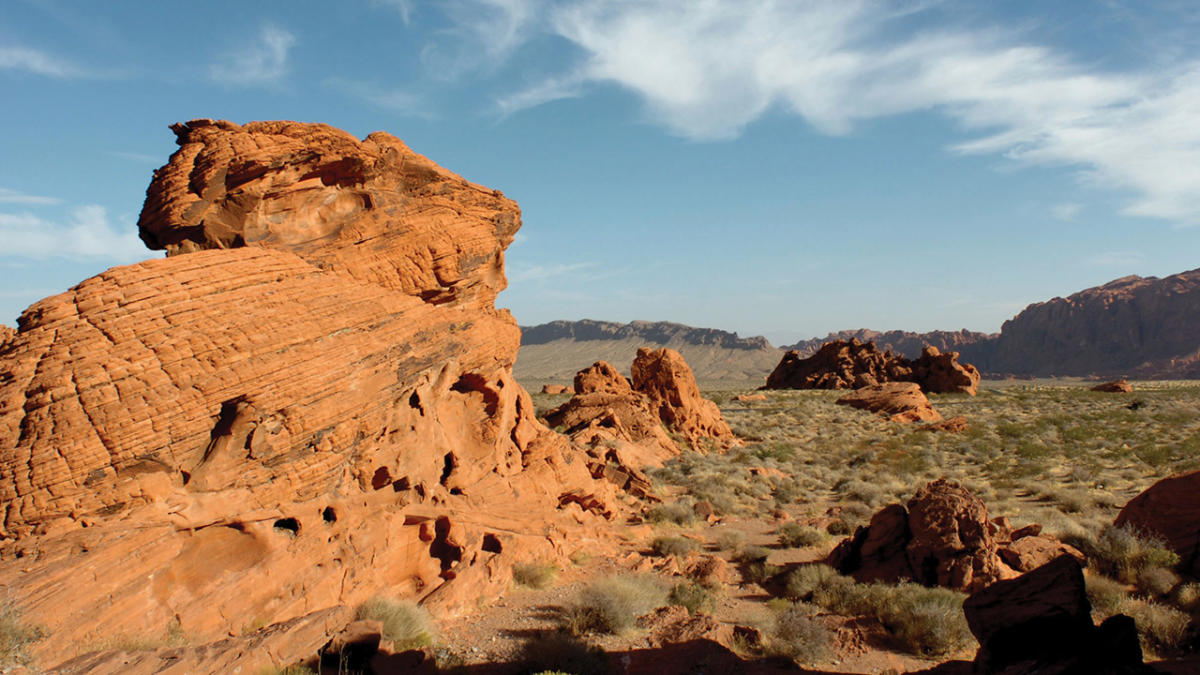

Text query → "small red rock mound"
[547,349,736,461]
[919,416,969,433]
[835,382,942,423]
[963,556,1148,674]
[1116,470,1200,576]
[732,393,766,402]
[828,480,1083,592]
[540,384,569,394]
[764,339,980,395]
[1092,379,1134,393]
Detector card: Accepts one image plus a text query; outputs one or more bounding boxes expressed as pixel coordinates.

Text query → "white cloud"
[508,261,596,283]
[0,206,148,262]
[465,0,1200,225]
[325,78,429,116]
[0,188,60,206]
[0,45,78,77]
[209,26,295,85]
[1052,203,1082,221]
[420,0,545,78]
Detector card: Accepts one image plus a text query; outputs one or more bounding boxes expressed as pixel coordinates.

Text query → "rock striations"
[0,120,639,668]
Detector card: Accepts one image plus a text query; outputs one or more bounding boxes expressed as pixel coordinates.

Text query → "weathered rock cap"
[835,382,942,423]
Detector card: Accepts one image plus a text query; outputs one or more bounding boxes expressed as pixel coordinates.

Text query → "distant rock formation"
[1092,379,1133,393]
[784,328,994,360]
[516,319,780,383]
[0,120,640,667]
[763,339,980,395]
[975,269,1200,377]
[829,480,1083,593]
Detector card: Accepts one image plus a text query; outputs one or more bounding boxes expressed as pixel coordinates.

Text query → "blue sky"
[2,0,1199,345]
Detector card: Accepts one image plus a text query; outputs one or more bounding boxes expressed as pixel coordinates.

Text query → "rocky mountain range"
[522,268,1200,382]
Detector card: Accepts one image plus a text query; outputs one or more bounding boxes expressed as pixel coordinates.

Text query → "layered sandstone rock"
[1116,470,1200,576]
[828,480,1082,592]
[763,339,979,395]
[0,120,627,669]
[835,382,942,424]
[963,556,1148,674]
[546,349,736,460]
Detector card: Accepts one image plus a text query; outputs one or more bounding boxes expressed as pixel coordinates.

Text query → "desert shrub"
[777,523,824,548]
[1172,582,1200,612]
[770,603,832,664]
[784,564,843,601]
[669,581,719,615]
[519,631,608,675]
[1119,597,1190,653]
[651,535,699,558]
[1136,567,1180,598]
[1086,574,1130,616]
[826,519,853,535]
[713,530,747,551]
[513,562,559,589]
[255,667,317,675]
[1088,525,1180,583]
[356,597,435,650]
[744,561,784,586]
[734,545,771,563]
[773,481,802,505]
[564,575,668,635]
[0,600,44,670]
[646,500,696,526]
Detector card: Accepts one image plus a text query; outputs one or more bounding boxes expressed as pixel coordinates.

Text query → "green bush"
[1119,597,1189,653]
[651,535,700,558]
[669,581,719,615]
[1088,525,1180,584]
[646,501,696,526]
[734,545,771,563]
[356,597,435,650]
[564,575,668,635]
[777,523,824,548]
[513,562,559,589]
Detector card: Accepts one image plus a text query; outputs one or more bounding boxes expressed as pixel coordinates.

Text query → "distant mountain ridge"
[521,319,772,350]
[518,267,1200,383]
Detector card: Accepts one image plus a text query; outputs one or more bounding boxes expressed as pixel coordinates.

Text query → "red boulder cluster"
[764,339,981,395]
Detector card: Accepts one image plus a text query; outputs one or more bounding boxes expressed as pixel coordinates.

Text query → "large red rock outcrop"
[828,480,1082,592]
[1115,470,1200,576]
[0,120,630,669]
[763,339,980,395]
[835,382,943,423]
[1092,379,1134,393]
[631,347,735,448]
[963,556,1148,674]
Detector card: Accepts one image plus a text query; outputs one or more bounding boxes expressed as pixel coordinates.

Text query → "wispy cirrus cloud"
[0,206,147,262]
[0,188,60,206]
[1085,251,1145,267]
[1052,203,1082,221]
[0,45,79,77]
[325,78,430,117]
[435,0,1200,225]
[209,25,296,86]
[507,261,597,283]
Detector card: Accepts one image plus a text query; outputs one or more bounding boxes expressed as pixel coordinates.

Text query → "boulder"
[1092,379,1134,393]
[540,384,570,394]
[829,480,1079,592]
[1116,469,1200,576]
[919,416,969,433]
[963,556,1149,674]
[631,347,735,448]
[732,393,766,402]
[0,120,633,668]
[764,339,981,395]
[835,382,943,423]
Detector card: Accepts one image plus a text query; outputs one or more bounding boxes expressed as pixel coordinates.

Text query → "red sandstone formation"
[0,120,635,669]
[1092,379,1134,393]
[546,348,736,461]
[963,556,1147,674]
[835,382,943,423]
[732,393,767,402]
[828,480,1083,592]
[1116,470,1200,576]
[919,416,969,433]
[763,339,980,395]
[540,384,569,394]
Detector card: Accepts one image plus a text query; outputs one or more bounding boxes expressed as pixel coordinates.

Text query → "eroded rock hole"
[226,522,246,533]
[180,470,191,485]
[322,507,337,524]
[449,373,500,416]
[482,534,502,553]
[408,391,424,416]
[392,476,411,492]
[274,518,300,536]
[439,453,458,486]
[372,466,392,490]
[429,516,463,573]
